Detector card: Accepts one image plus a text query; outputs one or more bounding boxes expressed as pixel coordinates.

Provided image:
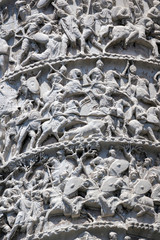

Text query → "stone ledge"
[2,52,160,83]
[26,221,160,240]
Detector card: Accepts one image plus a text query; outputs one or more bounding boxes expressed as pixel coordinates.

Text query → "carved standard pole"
[0,0,160,239]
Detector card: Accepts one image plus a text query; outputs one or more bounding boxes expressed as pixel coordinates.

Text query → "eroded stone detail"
[1,0,160,240]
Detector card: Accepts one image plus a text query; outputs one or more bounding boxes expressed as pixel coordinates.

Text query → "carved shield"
[64,177,84,197]
[101,176,118,192]
[109,160,129,176]
[134,180,152,195]
[27,77,40,94]
[37,0,51,8]
[29,110,41,120]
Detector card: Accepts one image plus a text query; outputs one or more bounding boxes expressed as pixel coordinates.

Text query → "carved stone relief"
[0,0,160,240]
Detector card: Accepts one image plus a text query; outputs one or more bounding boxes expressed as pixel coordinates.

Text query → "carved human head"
[36,16,44,25]
[93,2,102,13]
[148,171,158,185]
[32,191,42,201]
[109,231,118,240]
[57,150,64,160]
[24,100,33,112]
[69,69,82,81]
[124,237,131,240]
[114,178,123,190]
[129,169,138,181]
[24,191,31,200]
[96,59,104,69]
[35,170,44,180]
[20,74,26,83]
[60,65,67,76]
[101,0,113,9]
[42,190,51,204]
[109,148,116,158]
[129,64,137,74]
[76,7,83,17]
[48,72,62,84]
[143,157,152,168]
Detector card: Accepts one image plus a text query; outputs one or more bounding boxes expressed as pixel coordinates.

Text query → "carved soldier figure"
[109,232,118,240]
[0,213,11,237]
[87,60,104,82]
[16,101,42,154]
[15,15,50,67]
[93,0,113,43]
[77,6,103,54]
[15,0,30,22]
[7,191,33,240]
[59,13,81,56]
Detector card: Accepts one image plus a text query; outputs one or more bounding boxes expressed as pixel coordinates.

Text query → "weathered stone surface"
[0,0,160,239]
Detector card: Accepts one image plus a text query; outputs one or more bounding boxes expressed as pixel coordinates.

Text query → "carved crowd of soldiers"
[0,0,159,77]
[1,59,160,161]
[0,142,160,239]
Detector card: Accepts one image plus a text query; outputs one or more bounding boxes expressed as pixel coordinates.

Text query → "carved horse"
[61,119,107,141]
[127,119,160,142]
[104,17,156,56]
[0,38,9,77]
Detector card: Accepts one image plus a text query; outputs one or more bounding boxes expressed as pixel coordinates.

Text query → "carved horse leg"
[0,54,8,78]
[104,36,125,53]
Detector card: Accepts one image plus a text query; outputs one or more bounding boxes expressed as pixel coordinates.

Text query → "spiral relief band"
[0,0,160,240]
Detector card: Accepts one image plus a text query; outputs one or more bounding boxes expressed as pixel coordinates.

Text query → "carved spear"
[87,0,92,15]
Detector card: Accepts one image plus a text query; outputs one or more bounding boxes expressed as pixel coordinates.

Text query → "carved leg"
[7,224,19,240]
[29,130,36,149]
[134,127,142,139]
[98,194,113,217]
[104,37,124,53]
[3,134,12,159]
[99,25,110,41]
[91,37,103,52]
[26,220,35,236]
[147,126,158,142]
[16,127,28,154]
[81,29,92,54]
[46,206,63,220]
[124,31,138,49]
[37,129,51,147]
[62,196,72,217]
[60,34,69,56]
[17,38,30,66]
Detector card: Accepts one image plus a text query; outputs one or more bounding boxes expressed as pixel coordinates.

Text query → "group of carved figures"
[0,143,160,239]
[1,60,160,161]
[0,0,160,76]
[74,232,147,240]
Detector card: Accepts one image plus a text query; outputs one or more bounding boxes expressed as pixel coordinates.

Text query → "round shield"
[37,0,51,8]
[29,110,41,120]
[64,177,84,197]
[27,77,40,94]
[151,185,160,204]
[101,176,118,192]
[134,180,152,195]
[33,32,49,44]
[109,160,129,176]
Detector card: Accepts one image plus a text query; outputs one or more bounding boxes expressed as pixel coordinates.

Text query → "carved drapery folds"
[1,0,160,240]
